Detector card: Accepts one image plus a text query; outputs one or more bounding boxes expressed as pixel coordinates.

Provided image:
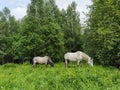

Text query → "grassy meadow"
[0,62,120,90]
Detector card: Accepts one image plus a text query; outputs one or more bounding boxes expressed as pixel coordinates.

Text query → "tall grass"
[0,62,120,90]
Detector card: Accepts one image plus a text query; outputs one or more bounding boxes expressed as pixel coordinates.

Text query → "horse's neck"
[81,53,90,62]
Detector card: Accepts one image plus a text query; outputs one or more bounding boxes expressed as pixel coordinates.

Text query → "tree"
[11,0,64,62]
[38,17,64,61]
[84,0,120,67]
[0,7,19,64]
[61,2,82,52]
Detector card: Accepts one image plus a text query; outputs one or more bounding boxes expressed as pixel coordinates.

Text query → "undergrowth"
[0,62,120,90]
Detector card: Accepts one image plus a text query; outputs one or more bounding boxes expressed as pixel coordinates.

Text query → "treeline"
[0,0,82,64]
[0,0,119,68]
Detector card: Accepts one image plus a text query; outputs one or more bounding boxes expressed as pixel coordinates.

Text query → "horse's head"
[48,57,54,67]
[88,58,93,67]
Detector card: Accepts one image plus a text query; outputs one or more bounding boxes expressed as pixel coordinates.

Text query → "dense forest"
[0,0,120,68]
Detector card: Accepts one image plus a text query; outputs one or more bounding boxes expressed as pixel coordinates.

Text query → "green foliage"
[0,0,83,63]
[0,7,19,63]
[0,63,120,90]
[61,2,82,52]
[1,0,119,68]
[83,0,120,67]
[39,17,64,61]
[10,0,65,62]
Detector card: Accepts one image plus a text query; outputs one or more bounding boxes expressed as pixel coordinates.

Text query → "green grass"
[0,62,120,90]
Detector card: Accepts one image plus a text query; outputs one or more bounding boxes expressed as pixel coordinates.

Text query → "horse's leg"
[33,62,36,67]
[79,61,82,66]
[46,63,48,67]
[65,59,68,68]
[77,60,80,66]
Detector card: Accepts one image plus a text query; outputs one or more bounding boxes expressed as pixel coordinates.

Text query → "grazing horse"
[64,51,93,68]
[33,56,54,67]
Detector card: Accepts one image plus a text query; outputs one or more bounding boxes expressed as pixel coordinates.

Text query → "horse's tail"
[31,57,35,66]
[29,57,33,65]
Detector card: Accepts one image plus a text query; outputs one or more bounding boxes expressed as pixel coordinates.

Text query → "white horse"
[64,51,93,68]
[33,56,54,67]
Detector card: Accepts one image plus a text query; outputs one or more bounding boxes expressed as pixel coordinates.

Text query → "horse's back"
[64,52,81,61]
[33,56,47,64]
[33,56,41,61]
[64,52,74,59]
